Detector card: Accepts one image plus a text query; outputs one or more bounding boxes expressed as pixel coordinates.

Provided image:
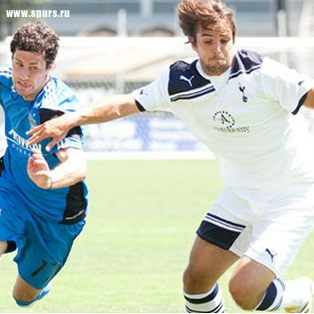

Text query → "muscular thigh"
[231,256,275,291]
[229,256,276,308]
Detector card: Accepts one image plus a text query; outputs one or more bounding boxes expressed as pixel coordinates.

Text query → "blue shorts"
[0,184,85,289]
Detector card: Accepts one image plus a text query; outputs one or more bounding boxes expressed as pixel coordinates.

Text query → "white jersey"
[133,49,314,191]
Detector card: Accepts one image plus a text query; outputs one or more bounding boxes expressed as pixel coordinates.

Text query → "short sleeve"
[132,67,172,113]
[261,57,314,113]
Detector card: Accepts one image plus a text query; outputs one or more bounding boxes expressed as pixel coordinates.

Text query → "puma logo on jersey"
[265,248,277,263]
[239,83,248,103]
[179,75,195,87]
[139,89,148,96]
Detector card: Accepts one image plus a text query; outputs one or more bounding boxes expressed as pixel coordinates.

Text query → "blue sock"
[15,281,53,307]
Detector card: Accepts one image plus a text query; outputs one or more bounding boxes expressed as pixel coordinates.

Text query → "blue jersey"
[0,66,88,224]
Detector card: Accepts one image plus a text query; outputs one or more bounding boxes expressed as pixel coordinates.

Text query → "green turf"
[0,159,313,313]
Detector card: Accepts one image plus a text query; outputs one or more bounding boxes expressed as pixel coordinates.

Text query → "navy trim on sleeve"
[39,108,82,137]
[60,181,87,225]
[135,100,146,112]
[292,92,308,115]
[4,241,17,253]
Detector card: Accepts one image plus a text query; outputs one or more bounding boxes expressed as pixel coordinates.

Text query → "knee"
[14,298,34,307]
[183,263,211,292]
[13,290,38,305]
[229,277,259,310]
[183,265,215,294]
[183,266,199,291]
[12,285,40,306]
[13,293,39,307]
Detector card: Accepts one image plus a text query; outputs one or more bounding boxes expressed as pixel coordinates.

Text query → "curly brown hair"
[178,0,237,43]
[10,22,59,68]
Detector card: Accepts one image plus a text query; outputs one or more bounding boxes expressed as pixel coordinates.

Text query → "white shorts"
[197,184,314,277]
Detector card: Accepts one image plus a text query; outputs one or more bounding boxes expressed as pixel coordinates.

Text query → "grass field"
[0,159,314,313]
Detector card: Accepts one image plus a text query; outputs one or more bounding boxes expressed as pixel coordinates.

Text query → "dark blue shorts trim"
[197,219,244,250]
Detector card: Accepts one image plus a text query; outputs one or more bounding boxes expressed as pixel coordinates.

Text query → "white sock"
[184,283,225,313]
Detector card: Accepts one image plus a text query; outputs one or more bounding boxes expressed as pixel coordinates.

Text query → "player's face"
[12,50,53,101]
[191,21,235,76]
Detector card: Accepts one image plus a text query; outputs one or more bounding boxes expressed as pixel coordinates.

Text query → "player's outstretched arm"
[27,93,140,151]
[27,112,79,151]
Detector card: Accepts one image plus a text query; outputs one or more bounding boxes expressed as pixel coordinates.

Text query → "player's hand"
[27,149,52,189]
[27,114,73,152]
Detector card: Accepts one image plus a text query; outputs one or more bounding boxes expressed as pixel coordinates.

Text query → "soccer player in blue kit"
[0,22,88,306]
[28,0,314,313]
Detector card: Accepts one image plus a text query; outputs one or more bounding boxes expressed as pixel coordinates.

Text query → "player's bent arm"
[303,88,314,110]
[50,147,87,189]
[28,148,87,189]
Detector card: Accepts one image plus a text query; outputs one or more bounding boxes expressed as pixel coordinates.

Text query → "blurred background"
[0,0,311,38]
[0,0,314,155]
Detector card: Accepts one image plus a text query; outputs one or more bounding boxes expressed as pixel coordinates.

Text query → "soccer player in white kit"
[28,0,314,312]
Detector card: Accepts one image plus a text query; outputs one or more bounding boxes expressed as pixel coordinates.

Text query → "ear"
[45,61,55,78]
[189,36,197,51]
[47,61,56,73]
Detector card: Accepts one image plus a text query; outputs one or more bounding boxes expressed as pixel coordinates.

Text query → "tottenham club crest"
[239,83,248,103]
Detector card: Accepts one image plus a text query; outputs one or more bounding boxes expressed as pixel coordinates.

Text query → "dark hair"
[10,22,59,68]
[178,0,237,42]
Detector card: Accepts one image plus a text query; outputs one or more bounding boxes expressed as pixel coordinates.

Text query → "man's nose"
[212,41,222,53]
[19,68,30,80]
